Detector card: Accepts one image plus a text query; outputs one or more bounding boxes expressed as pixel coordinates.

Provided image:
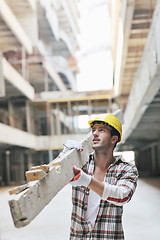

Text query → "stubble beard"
[92,141,111,153]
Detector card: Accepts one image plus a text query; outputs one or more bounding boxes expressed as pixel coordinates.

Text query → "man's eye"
[99,128,104,132]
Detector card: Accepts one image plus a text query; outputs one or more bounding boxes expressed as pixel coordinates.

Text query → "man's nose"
[93,129,99,135]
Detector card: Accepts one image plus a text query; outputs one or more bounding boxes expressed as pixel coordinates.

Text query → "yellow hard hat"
[88,114,122,142]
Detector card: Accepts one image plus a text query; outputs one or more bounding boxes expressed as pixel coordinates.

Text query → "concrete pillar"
[6,150,11,185]
[55,103,61,135]
[50,112,55,135]
[75,102,80,133]
[88,100,92,117]
[108,98,113,113]
[16,150,25,183]
[27,152,33,171]
[157,143,160,171]
[67,101,73,133]
[44,71,49,91]
[26,101,32,133]
[0,52,5,96]
[151,146,157,174]
[0,151,3,185]
[22,47,27,80]
[8,100,15,127]
[46,102,51,135]
[135,142,160,177]
[48,150,53,163]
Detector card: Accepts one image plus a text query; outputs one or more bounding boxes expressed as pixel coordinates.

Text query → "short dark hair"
[109,125,120,148]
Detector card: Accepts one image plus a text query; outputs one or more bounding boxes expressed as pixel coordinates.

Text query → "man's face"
[91,125,112,151]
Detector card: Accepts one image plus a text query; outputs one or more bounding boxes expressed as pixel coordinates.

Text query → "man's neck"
[94,150,115,170]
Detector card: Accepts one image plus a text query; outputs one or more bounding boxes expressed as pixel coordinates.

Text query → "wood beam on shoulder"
[8,132,92,228]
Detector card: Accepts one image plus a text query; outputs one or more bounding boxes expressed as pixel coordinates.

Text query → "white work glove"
[70,166,92,187]
[58,140,83,158]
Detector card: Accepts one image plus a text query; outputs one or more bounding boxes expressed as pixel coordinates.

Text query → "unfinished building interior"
[0,0,160,186]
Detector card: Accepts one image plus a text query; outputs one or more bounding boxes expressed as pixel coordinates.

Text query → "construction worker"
[62,110,138,239]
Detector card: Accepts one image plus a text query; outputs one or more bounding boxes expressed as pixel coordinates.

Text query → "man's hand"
[58,140,83,158]
[70,166,92,187]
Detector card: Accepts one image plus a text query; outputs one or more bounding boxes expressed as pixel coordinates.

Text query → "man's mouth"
[93,139,100,144]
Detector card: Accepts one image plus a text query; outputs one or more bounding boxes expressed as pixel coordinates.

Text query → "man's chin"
[92,144,100,150]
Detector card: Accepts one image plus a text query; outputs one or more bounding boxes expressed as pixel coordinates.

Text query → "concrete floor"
[0,178,160,240]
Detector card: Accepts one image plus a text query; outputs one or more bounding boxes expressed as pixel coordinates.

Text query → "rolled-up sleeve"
[102,165,138,206]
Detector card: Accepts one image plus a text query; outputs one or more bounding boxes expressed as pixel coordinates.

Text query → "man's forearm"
[88,177,105,197]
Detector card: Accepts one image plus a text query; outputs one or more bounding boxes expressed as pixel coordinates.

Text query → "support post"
[0,52,5,96]
[6,150,11,185]
[55,103,61,135]
[67,101,73,133]
[26,101,32,133]
[8,100,15,127]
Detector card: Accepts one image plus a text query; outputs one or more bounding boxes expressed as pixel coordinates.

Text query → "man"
[67,112,138,239]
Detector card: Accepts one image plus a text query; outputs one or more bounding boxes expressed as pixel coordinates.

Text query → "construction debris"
[8,133,92,228]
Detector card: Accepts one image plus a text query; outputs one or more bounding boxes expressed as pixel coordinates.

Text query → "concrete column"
[22,47,27,80]
[67,101,73,133]
[88,100,92,117]
[44,71,49,91]
[6,150,11,185]
[50,112,55,135]
[75,102,80,133]
[108,98,113,113]
[46,102,51,135]
[48,150,53,163]
[17,151,25,183]
[27,152,33,171]
[157,143,160,171]
[8,100,15,127]
[55,103,61,135]
[0,52,5,96]
[26,101,32,133]
[63,111,68,134]
[0,151,3,184]
[151,146,157,174]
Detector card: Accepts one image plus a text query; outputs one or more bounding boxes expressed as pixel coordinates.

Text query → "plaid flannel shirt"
[70,154,138,240]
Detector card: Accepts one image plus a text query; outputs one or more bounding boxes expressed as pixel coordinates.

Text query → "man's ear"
[111,135,118,144]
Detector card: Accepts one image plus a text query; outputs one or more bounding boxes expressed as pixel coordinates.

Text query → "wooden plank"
[8,132,93,228]
[9,183,30,195]
[31,164,50,172]
[25,169,47,181]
